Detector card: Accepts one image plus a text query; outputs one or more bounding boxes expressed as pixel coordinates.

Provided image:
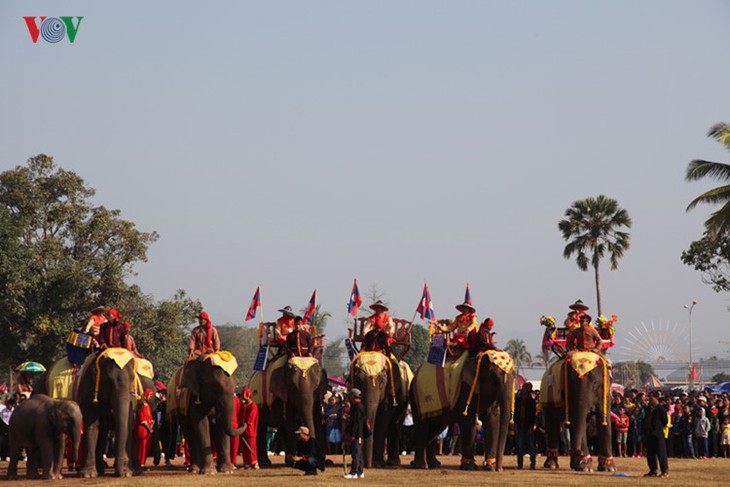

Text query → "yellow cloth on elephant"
[567,351,601,378]
[353,352,388,379]
[102,347,135,370]
[484,350,515,375]
[540,358,566,408]
[249,353,288,408]
[399,359,414,390]
[412,353,468,419]
[204,350,238,376]
[166,365,190,418]
[288,356,319,376]
[47,358,77,400]
[135,358,155,379]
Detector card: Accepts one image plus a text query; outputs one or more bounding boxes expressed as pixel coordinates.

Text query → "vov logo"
[23,16,84,44]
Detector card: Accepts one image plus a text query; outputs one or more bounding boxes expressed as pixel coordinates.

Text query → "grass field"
[2,453,729,486]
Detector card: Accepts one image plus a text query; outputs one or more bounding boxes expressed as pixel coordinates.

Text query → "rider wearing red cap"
[188,312,220,360]
[99,309,126,349]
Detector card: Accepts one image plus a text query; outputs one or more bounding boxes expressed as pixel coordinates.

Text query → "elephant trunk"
[220,394,246,438]
[298,386,317,436]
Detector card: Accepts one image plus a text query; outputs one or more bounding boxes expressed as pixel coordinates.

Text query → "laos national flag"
[416,282,436,321]
[347,279,362,316]
[303,290,317,324]
[465,283,473,306]
[245,286,261,321]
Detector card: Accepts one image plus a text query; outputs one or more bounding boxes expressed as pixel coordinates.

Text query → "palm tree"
[532,349,553,370]
[558,195,631,316]
[686,122,730,238]
[504,339,532,376]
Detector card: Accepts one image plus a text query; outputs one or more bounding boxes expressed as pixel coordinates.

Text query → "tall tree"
[0,155,159,365]
[402,324,430,372]
[558,195,632,315]
[504,338,532,376]
[218,324,260,387]
[685,122,730,238]
[681,232,730,292]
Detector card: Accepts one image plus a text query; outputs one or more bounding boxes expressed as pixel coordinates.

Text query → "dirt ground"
[2,453,729,486]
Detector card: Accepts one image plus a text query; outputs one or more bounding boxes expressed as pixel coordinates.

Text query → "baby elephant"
[7,394,82,480]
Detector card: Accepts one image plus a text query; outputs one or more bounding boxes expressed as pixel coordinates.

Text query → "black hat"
[456,302,476,314]
[278,306,295,317]
[569,300,589,311]
[369,300,389,312]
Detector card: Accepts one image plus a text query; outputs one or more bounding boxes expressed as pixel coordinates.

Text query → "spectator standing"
[401,404,414,454]
[615,406,630,458]
[239,387,259,469]
[325,395,342,454]
[344,388,368,479]
[643,391,669,478]
[679,406,696,458]
[721,417,730,458]
[695,407,711,459]
[514,382,537,469]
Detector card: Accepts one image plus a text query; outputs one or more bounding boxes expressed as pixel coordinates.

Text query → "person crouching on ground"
[294,426,323,475]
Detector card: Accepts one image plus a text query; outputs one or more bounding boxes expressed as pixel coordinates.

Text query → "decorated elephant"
[167,351,244,474]
[34,348,148,478]
[249,353,328,467]
[7,394,82,480]
[348,351,411,467]
[540,351,615,472]
[410,350,515,471]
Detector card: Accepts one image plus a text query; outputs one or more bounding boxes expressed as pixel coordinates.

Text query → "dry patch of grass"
[2,454,729,486]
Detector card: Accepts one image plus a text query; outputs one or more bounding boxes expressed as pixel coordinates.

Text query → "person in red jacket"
[238,387,259,469]
[615,405,630,458]
[230,392,242,467]
[135,389,155,467]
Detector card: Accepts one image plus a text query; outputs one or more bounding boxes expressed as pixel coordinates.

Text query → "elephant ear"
[182,361,203,396]
[461,357,478,388]
[49,401,65,435]
[268,365,289,403]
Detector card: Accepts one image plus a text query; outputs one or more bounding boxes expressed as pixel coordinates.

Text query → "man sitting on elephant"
[566,314,603,354]
[362,300,394,355]
[99,309,125,349]
[188,311,220,360]
[472,317,497,355]
[274,306,296,346]
[286,316,313,358]
[441,301,479,350]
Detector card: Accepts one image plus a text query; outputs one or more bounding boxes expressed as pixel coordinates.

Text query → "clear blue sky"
[1,1,729,361]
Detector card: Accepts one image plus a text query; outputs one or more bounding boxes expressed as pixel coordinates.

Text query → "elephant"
[34,348,140,478]
[349,351,411,468]
[540,351,615,472]
[7,394,82,480]
[249,354,328,468]
[410,350,515,471]
[169,352,245,474]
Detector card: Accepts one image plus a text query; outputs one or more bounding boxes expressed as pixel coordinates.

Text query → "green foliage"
[402,324,429,372]
[681,232,730,292]
[218,324,260,388]
[322,336,345,376]
[558,194,631,314]
[711,372,730,384]
[0,155,159,368]
[685,122,730,238]
[504,339,532,375]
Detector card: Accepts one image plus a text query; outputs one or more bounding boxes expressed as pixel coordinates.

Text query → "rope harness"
[349,351,398,406]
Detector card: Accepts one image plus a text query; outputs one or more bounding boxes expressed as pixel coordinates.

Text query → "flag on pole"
[303,289,317,324]
[416,282,436,322]
[690,363,698,380]
[245,286,261,321]
[347,279,362,316]
[465,283,473,306]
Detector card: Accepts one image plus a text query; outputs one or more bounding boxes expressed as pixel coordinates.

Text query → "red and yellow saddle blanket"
[412,353,468,419]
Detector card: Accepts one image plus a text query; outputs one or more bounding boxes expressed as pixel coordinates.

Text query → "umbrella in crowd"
[644,374,663,390]
[15,361,46,373]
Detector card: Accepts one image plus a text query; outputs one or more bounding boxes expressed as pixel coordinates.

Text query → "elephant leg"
[255,417,271,468]
[27,448,41,479]
[212,421,234,474]
[112,396,133,477]
[198,415,216,474]
[410,420,428,469]
[596,418,616,472]
[542,406,561,469]
[386,418,403,466]
[569,421,592,472]
[38,434,55,479]
[458,414,478,470]
[481,404,500,471]
[80,416,100,478]
[7,442,22,480]
[426,434,441,469]
[371,408,388,468]
[53,434,66,479]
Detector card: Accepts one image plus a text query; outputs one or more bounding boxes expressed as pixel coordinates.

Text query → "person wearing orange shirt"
[567,314,603,354]
[274,306,296,346]
[441,301,478,349]
[188,312,220,360]
[362,300,394,355]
